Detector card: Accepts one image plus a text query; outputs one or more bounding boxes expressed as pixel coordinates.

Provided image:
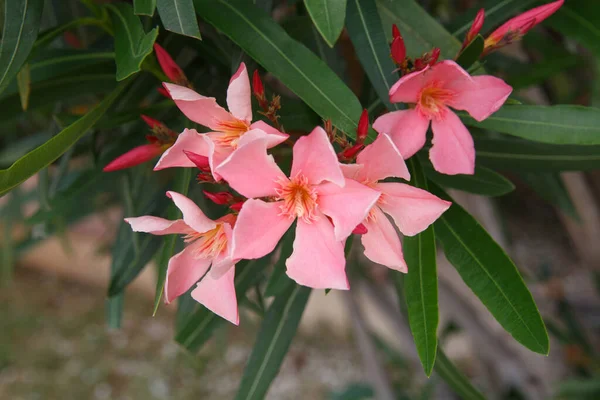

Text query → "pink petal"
[216,138,286,198]
[340,163,363,180]
[372,109,430,159]
[163,83,236,130]
[356,133,410,182]
[290,126,344,187]
[377,182,451,236]
[249,120,289,147]
[227,63,252,123]
[430,110,475,175]
[192,267,239,325]
[235,127,286,149]
[317,179,380,241]
[154,129,210,171]
[361,207,407,272]
[389,66,430,104]
[208,223,235,279]
[125,216,189,235]
[286,212,349,290]
[231,199,293,260]
[429,60,474,92]
[166,191,217,234]
[164,247,211,304]
[448,75,512,122]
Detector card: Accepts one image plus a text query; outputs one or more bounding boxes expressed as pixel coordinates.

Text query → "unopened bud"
[392,24,401,40]
[154,43,187,85]
[352,223,368,235]
[229,201,245,212]
[203,190,234,205]
[465,9,485,45]
[196,172,214,183]
[183,151,210,171]
[339,143,364,160]
[356,109,369,143]
[103,144,163,172]
[157,86,171,99]
[141,114,162,130]
[414,48,440,71]
[391,36,406,65]
[252,70,265,99]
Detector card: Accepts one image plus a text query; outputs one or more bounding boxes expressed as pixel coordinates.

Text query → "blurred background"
[2,0,600,399]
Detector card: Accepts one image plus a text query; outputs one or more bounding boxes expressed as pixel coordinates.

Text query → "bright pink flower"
[216,127,380,290]
[342,134,450,271]
[484,0,563,51]
[103,144,165,172]
[125,191,239,325]
[155,63,288,180]
[373,60,512,175]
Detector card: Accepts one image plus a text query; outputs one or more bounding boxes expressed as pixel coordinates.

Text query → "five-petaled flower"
[155,62,288,179]
[373,60,512,175]
[125,191,240,325]
[341,134,450,271]
[216,127,380,290]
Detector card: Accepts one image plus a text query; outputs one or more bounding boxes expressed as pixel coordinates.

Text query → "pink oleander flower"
[154,63,288,179]
[484,0,564,53]
[216,127,380,290]
[342,134,450,271]
[125,191,240,325]
[373,60,512,175]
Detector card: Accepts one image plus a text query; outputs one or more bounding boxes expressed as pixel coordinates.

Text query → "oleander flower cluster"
[104,1,563,325]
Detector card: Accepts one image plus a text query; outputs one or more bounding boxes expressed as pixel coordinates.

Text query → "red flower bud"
[141,114,162,130]
[465,8,485,45]
[357,109,369,143]
[391,36,407,65]
[103,144,163,172]
[414,48,440,71]
[252,70,265,99]
[153,43,186,84]
[196,172,214,183]
[339,143,364,160]
[203,190,234,205]
[229,201,245,212]
[392,24,401,39]
[352,223,368,235]
[157,86,171,99]
[183,151,210,171]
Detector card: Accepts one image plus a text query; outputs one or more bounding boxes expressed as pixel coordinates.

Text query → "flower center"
[183,221,230,259]
[275,175,318,222]
[212,119,251,149]
[417,83,454,119]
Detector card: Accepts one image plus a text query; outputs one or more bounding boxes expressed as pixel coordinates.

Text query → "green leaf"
[264,227,295,298]
[0,80,129,197]
[546,0,600,58]
[194,0,365,138]
[157,0,201,39]
[0,0,44,95]
[421,158,515,197]
[134,0,156,16]
[518,172,579,219]
[235,284,311,400]
[106,294,124,329]
[504,56,580,90]
[474,137,600,171]
[434,346,485,400]
[345,0,399,110]
[16,63,30,110]
[175,259,269,352]
[107,3,159,81]
[153,168,192,315]
[375,0,461,59]
[556,378,600,400]
[304,0,347,47]
[402,158,438,376]
[461,105,600,145]
[430,183,549,354]
[455,34,484,70]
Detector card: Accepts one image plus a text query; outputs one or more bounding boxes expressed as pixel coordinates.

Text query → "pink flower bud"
[352,223,368,235]
[465,8,485,45]
[183,151,210,171]
[153,43,186,84]
[391,36,407,65]
[203,190,234,205]
[339,143,364,161]
[103,144,163,172]
[357,109,369,143]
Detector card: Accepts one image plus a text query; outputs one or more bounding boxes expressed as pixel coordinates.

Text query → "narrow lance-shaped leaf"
[0,0,44,95]
[430,182,549,354]
[455,34,484,70]
[107,3,159,81]
[194,0,365,138]
[401,158,438,376]
[235,284,311,400]
[304,0,347,47]
[0,80,130,197]
[134,0,157,16]
[16,63,31,110]
[434,346,485,400]
[153,168,192,315]
[157,0,201,39]
[346,0,399,110]
[460,105,600,145]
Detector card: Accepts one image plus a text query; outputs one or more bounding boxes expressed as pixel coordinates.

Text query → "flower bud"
[153,43,187,84]
[157,87,171,99]
[357,109,369,143]
[391,36,406,65]
[339,143,364,161]
[203,190,234,205]
[414,48,440,71]
[352,223,368,235]
[464,9,485,46]
[141,114,162,130]
[103,144,163,172]
[183,150,210,171]
[252,70,265,99]
[392,24,401,39]
[229,201,245,212]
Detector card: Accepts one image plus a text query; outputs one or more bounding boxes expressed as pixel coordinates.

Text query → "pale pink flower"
[342,134,451,271]
[485,0,564,51]
[216,127,380,290]
[373,60,512,175]
[125,191,240,325]
[154,63,288,179]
